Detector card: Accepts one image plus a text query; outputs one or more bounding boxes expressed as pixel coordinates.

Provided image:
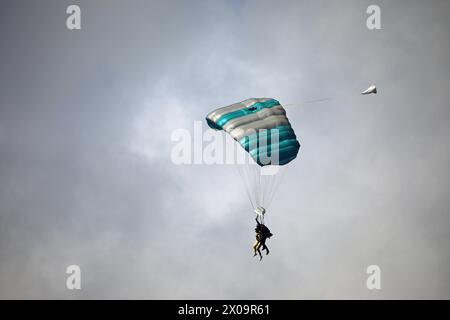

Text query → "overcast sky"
[1,0,449,299]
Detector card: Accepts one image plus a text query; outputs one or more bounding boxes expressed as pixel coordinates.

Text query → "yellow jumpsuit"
[252,232,263,256]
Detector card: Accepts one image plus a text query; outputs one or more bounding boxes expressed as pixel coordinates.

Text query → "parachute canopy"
[361,85,377,95]
[206,98,300,166]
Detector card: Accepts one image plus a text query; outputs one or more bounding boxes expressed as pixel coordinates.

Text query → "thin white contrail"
[283,97,332,107]
[284,86,377,107]
[302,97,332,104]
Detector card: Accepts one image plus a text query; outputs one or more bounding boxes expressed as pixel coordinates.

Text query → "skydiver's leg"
[259,239,269,255]
[259,238,268,254]
[262,242,269,255]
[256,242,262,260]
[253,241,262,259]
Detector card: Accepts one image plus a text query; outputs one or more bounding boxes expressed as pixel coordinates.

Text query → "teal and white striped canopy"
[206,98,300,166]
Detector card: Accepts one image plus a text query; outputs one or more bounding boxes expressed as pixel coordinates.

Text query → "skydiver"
[252,220,263,259]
